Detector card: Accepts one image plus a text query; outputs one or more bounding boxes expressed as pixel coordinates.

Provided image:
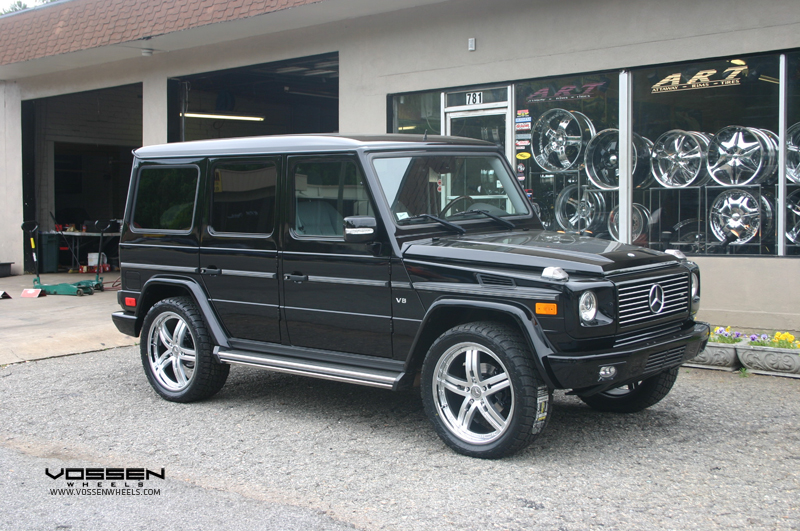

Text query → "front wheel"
[579,367,679,413]
[421,322,552,459]
[140,296,229,403]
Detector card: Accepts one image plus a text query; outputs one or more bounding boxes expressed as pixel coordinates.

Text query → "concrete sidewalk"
[0,272,137,366]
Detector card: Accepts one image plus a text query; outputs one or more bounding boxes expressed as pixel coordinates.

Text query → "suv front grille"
[644,346,686,374]
[617,273,689,328]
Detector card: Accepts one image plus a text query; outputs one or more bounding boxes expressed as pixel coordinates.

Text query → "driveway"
[0,273,135,365]
[1,347,798,530]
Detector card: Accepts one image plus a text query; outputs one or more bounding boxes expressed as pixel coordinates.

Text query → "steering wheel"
[440,195,474,217]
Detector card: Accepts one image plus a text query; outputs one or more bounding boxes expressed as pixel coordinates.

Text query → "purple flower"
[761,334,769,341]
[715,327,724,334]
[722,331,730,337]
[749,334,758,341]
[734,331,741,338]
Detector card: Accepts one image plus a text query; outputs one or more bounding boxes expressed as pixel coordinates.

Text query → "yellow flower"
[787,333,795,342]
[726,326,731,333]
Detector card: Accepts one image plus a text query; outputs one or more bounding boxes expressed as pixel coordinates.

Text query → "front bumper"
[545,321,710,395]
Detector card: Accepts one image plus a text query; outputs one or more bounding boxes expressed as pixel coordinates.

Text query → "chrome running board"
[215,348,403,390]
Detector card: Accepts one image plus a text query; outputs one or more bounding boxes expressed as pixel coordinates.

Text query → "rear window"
[132,166,199,231]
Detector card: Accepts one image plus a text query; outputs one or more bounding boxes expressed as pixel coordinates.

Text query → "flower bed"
[688,328,800,377]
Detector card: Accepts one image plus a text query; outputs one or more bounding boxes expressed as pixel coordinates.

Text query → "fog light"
[599,366,617,379]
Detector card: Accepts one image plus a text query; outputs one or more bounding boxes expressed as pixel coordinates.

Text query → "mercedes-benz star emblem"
[648,284,665,314]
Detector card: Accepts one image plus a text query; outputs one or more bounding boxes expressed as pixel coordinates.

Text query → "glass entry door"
[443,85,514,163]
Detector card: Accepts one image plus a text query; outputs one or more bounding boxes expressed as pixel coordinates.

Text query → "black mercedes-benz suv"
[112,134,709,458]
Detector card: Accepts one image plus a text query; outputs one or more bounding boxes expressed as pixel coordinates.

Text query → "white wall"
[0,81,24,275]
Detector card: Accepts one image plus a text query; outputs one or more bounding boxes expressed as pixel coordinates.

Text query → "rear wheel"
[421,322,551,459]
[140,296,229,403]
[579,367,679,413]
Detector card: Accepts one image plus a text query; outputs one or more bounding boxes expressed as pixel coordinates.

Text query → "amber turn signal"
[535,303,557,315]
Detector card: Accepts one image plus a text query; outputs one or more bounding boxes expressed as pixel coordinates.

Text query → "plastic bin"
[39,233,59,273]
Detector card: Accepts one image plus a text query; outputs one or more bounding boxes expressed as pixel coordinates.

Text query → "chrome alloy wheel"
[709,189,773,244]
[432,342,514,445]
[146,311,197,392]
[532,109,596,172]
[787,123,800,184]
[787,189,800,244]
[707,126,771,186]
[650,130,712,188]
[554,184,607,232]
[584,129,653,190]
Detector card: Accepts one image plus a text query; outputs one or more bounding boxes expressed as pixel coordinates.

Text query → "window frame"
[129,163,201,235]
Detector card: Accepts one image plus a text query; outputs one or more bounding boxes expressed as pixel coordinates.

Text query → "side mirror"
[343,216,377,243]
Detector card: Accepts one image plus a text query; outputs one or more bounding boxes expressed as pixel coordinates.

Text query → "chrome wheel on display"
[709,189,773,244]
[554,184,607,232]
[607,203,650,243]
[787,189,800,244]
[751,128,778,183]
[650,130,712,188]
[707,126,774,186]
[146,311,197,392]
[584,129,653,190]
[786,123,800,184]
[531,109,596,172]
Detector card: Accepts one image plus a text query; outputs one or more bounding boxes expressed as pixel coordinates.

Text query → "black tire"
[579,367,679,413]
[140,296,229,403]
[420,321,552,459]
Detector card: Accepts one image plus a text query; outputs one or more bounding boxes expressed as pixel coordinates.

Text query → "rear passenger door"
[200,158,281,344]
[281,155,393,357]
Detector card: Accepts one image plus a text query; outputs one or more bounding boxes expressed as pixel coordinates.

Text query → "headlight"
[691,272,699,298]
[579,291,598,323]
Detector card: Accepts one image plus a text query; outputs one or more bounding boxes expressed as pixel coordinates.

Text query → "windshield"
[372,155,529,225]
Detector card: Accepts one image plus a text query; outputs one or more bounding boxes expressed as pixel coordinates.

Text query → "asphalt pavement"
[1,347,798,530]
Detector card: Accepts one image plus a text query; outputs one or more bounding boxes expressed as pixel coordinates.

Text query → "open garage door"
[174,52,339,141]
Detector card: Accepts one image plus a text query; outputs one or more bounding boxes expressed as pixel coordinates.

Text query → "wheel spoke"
[172,356,188,387]
[477,399,506,431]
[173,320,188,347]
[464,349,480,384]
[482,372,510,396]
[442,373,470,396]
[456,397,479,431]
[158,321,174,349]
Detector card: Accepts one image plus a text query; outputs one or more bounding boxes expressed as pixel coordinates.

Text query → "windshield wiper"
[404,214,466,234]
[448,209,515,229]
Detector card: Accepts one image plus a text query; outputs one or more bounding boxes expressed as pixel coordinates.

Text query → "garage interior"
[21,53,340,272]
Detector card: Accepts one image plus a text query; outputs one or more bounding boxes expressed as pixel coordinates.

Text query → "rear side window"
[211,161,277,234]
[132,166,199,231]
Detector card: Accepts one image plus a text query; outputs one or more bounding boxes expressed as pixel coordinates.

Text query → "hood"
[401,231,678,276]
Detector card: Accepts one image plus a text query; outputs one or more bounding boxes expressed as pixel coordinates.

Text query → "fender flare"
[406,298,557,388]
[138,276,229,348]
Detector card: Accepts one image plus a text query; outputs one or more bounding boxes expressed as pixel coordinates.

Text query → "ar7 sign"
[651,66,748,93]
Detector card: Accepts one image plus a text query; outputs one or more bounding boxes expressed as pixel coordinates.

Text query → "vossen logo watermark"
[46,468,164,496]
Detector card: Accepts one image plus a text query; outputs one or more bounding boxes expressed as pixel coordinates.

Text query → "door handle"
[201,267,222,276]
[284,273,308,283]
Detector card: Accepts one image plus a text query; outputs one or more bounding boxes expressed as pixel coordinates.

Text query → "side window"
[211,161,277,234]
[292,158,374,237]
[132,166,199,231]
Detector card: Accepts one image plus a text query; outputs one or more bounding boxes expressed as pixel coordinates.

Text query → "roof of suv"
[134,134,496,159]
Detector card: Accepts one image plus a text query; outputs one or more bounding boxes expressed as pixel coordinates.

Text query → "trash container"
[39,232,59,273]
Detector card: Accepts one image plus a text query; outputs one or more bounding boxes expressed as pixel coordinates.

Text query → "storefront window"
[515,73,619,238]
[632,54,780,255]
[392,91,441,135]
[786,53,800,256]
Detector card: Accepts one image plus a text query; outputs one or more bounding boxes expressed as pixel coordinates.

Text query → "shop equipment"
[21,221,94,296]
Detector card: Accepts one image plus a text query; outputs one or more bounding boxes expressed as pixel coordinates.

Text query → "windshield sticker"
[516,152,532,160]
[515,116,531,123]
[515,122,532,131]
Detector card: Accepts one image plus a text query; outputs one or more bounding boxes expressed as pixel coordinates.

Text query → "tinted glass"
[293,158,373,237]
[373,155,529,224]
[133,166,199,231]
[211,161,277,234]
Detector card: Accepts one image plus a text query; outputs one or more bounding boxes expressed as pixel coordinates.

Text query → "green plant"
[710,326,742,344]
[748,332,800,350]
[738,367,750,378]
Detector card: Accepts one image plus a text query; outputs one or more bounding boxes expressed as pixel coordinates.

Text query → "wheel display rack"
[522,108,797,254]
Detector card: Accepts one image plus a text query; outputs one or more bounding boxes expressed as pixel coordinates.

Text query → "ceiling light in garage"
[182,112,265,122]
